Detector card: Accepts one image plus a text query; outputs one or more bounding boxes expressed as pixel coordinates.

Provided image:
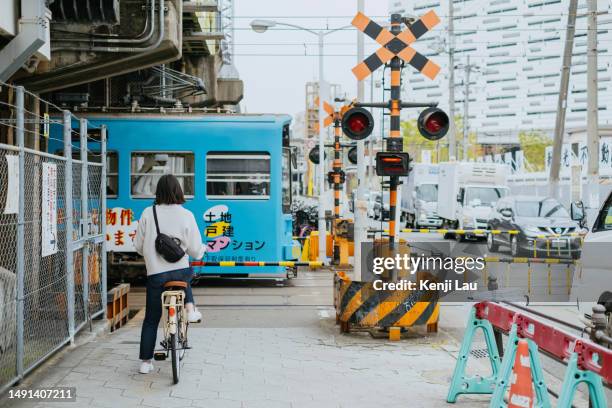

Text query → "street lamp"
[251,19,350,264]
[249,20,277,34]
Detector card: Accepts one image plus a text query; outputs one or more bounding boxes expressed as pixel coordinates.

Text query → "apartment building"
[389,0,612,145]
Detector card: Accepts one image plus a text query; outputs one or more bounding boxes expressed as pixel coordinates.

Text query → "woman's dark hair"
[155,174,185,205]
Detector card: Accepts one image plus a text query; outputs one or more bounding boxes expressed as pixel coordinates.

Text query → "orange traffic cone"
[508,339,534,408]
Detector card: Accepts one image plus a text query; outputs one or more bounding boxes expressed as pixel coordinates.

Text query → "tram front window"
[131,152,195,198]
[207,152,271,200]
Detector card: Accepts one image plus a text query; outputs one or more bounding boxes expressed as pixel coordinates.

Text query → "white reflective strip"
[519,354,531,367]
[509,394,531,408]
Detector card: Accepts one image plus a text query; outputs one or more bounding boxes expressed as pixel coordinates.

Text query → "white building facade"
[388,0,612,145]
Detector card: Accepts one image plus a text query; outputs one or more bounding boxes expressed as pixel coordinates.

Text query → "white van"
[437,162,510,239]
[400,164,441,228]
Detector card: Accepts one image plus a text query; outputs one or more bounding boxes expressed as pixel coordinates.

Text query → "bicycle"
[153,280,192,384]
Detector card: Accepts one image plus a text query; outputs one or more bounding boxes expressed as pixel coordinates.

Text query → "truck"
[400,164,442,228]
[437,162,510,240]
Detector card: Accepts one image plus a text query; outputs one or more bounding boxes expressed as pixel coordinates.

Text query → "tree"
[401,118,443,163]
[518,131,551,171]
[402,115,473,162]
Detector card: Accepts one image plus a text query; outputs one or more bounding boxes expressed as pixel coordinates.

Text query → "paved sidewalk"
[2,307,493,408]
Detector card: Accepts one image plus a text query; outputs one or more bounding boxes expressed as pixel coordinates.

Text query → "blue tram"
[50,113,301,279]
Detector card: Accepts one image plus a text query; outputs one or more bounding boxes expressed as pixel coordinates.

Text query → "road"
[1,229,603,408]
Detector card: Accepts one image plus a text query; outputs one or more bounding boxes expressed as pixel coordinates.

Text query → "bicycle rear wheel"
[171,333,180,384]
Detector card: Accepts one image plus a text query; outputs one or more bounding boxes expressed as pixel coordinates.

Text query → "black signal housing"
[347,146,358,165]
[417,107,449,141]
[308,146,326,164]
[341,107,374,141]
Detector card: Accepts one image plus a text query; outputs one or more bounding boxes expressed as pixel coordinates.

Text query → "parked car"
[367,192,379,219]
[487,195,582,258]
[349,191,370,213]
[372,191,390,220]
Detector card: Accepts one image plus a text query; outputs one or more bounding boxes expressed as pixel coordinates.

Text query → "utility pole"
[549,0,578,199]
[586,0,599,211]
[354,0,366,281]
[463,56,470,161]
[448,0,457,160]
[461,56,478,161]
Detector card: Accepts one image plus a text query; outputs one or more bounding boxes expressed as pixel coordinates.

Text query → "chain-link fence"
[0,83,107,394]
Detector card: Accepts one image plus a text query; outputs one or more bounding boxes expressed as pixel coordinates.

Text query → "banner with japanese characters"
[545,144,572,174]
[106,207,137,251]
[543,139,612,176]
[42,163,58,257]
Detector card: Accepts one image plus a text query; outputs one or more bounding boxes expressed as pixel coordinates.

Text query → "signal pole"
[332,112,342,264]
[387,13,403,280]
[354,0,366,281]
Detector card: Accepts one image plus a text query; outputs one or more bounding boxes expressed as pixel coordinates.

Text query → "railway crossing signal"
[351,11,441,81]
[351,10,447,281]
[310,99,365,265]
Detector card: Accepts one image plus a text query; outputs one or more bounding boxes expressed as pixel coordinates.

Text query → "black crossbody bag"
[152,205,186,263]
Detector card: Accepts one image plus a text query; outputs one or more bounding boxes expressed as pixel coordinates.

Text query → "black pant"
[139,268,195,360]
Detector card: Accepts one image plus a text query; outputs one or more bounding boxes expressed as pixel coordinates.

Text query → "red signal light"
[347,112,368,133]
[342,107,374,140]
[418,107,449,141]
[425,115,444,133]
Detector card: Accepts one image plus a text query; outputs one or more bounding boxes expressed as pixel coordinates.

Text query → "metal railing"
[0,83,107,394]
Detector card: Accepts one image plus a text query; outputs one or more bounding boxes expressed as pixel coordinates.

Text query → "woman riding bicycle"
[134,174,206,374]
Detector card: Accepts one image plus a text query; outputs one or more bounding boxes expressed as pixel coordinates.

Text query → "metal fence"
[0,83,107,394]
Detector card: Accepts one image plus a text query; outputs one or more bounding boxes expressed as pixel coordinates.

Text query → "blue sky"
[234,0,389,116]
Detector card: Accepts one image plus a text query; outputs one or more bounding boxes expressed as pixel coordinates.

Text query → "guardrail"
[448,301,610,407]
[483,257,577,296]
[375,228,586,238]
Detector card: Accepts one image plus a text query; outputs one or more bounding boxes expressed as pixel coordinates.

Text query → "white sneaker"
[187,309,202,323]
[139,361,154,374]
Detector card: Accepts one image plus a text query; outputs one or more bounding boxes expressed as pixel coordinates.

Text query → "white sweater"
[134,204,206,275]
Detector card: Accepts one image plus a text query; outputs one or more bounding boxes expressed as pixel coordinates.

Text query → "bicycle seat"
[163,281,188,289]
